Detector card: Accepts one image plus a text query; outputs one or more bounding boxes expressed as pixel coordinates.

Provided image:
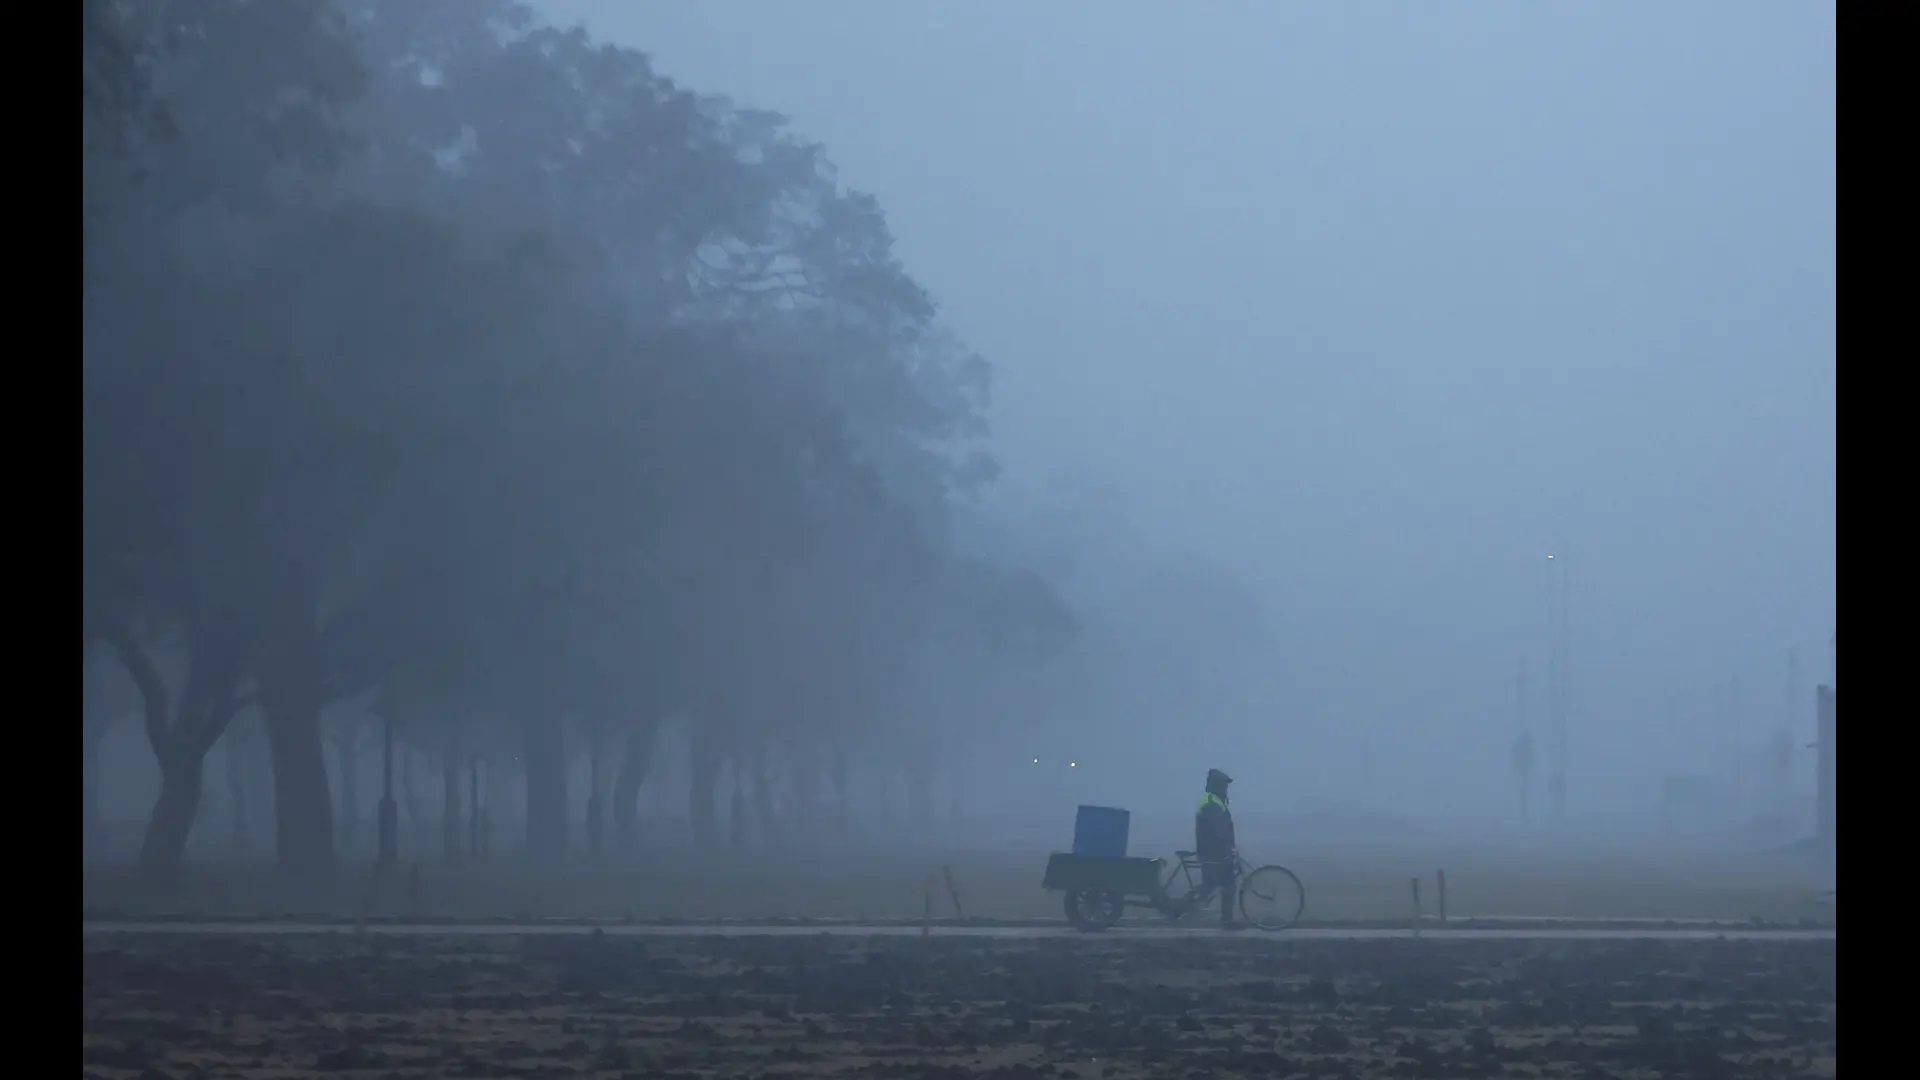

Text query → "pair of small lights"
[1032,758,1077,767]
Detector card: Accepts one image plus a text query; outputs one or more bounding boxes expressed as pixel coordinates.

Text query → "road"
[81,921,1835,942]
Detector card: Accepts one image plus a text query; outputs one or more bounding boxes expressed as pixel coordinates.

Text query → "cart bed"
[1042,853,1164,894]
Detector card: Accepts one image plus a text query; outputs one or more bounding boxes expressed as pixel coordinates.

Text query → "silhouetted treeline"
[83,0,1080,885]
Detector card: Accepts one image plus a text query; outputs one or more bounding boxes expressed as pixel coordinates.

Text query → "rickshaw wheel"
[1064,889,1125,932]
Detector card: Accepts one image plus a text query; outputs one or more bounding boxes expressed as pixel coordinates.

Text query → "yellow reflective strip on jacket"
[1198,792,1226,812]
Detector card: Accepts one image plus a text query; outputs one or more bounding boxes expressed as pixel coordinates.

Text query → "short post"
[1410,876,1423,936]
[922,878,935,937]
[1436,869,1448,922]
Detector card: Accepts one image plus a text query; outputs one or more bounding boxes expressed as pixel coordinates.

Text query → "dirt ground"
[83,931,1835,1079]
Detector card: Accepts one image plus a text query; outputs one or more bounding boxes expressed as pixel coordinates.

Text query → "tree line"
[83,0,1081,887]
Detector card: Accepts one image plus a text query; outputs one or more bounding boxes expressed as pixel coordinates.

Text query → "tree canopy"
[83,0,1082,882]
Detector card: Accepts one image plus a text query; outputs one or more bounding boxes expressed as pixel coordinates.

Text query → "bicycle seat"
[1174,850,1197,859]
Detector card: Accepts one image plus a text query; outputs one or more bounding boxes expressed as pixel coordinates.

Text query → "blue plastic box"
[1072,804,1131,859]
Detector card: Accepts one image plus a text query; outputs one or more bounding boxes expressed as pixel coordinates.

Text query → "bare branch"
[99,615,173,758]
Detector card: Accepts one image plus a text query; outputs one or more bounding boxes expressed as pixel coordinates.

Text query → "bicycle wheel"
[1064,889,1125,932]
[1237,864,1306,931]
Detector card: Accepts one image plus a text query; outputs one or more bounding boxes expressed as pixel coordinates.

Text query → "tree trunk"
[104,620,201,883]
[375,714,398,873]
[584,721,603,857]
[689,723,720,847]
[139,751,204,884]
[116,621,244,886]
[84,642,109,851]
[828,743,850,836]
[751,741,777,844]
[83,728,104,852]
[225,729,249,854]
[400,743,420,846]
[256,596,337,886]
[262,672,336,887]
[523,715,566,865]
[729,758,749,849]
[791,744,820,839]
[335,732,360,856]
[441,729,464,865]
[613,716,659,850]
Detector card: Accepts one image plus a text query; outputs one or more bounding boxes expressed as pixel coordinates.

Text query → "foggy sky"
[533,0,1835,821]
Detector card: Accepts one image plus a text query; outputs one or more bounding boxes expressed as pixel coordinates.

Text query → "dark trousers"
[1201,857,1236,924]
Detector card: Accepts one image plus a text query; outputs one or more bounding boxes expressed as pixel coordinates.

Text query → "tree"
[84,0,1078,885]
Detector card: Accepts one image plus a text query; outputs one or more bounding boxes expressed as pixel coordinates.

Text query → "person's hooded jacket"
[1195,768,1236,860]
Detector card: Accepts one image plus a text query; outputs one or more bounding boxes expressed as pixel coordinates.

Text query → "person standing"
[1196,768,1241,929]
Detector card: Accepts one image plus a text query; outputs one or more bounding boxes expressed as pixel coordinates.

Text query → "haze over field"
[536,0,1836,821]
[84,0,1835,883]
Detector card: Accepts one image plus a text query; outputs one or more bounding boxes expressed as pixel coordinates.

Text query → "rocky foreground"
[83,931,1834,1079]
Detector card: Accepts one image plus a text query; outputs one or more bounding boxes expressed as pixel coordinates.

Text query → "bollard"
[1436,869,1447,922]
[1410,877,1423,936]
[922,878,935,936]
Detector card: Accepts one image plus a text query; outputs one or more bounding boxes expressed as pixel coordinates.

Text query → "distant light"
[1069,761,1077,768]
[1033,758,1040,764]
[1547,554,1555,560]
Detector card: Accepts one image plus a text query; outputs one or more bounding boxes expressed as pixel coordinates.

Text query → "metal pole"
[1782,650,1801,812]
[1544,548,1568,826]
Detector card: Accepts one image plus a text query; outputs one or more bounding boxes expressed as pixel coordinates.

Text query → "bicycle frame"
[1161,852,1252,913]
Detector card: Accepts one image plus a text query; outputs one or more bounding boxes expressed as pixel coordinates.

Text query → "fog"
[534,1,1835,824]
[84,1,1835,888]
